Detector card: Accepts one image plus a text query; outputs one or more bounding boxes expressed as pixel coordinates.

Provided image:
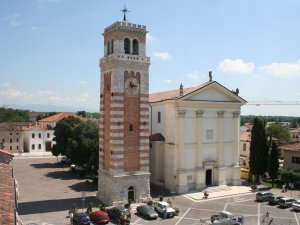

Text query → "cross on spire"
[121,5,130,21]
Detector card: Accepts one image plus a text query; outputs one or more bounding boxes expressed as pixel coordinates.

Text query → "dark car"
[89,210,110,224]
[60,156,72,167]
[137,205,159,220]
[73,213,91,225]
[256,191,273,202]
[268,195,284,205]
[107,206,131,222]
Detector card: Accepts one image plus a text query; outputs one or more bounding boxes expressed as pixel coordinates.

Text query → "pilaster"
[177,110,185,169]
[232,111,240,167]
[217,111,224,166]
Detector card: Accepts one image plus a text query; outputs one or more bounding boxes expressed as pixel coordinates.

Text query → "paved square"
[12,157,300,225]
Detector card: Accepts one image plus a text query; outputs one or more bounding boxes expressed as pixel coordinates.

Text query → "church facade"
[149,81,247,193]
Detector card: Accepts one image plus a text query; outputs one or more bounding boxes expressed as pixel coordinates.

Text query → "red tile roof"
[289,129,300,133]
[22,124,53,131]
[280,143,300,151]
[0,148,14,156]
[0,163,15,225]
[38,112,86,123]
[149,82,210,103]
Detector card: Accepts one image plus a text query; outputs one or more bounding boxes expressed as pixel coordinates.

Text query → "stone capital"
[233,111,240,118]
[196,110,204,118]
[217,111,225,118]
[178,110,186,118]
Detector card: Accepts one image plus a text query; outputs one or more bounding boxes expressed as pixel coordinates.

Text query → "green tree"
[76,111,87,118]
[68,121,99,170]
[268,141,279,187]
[0,107,29,122]
[51,117,81,157]
[249,117,269,182]
[266,123,291,144]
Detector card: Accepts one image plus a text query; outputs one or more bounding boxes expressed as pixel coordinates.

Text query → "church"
[97,13,246,205]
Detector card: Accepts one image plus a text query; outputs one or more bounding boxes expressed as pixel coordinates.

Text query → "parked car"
[268,195,284,205]
[89,210,109,224]
[72,212,91,225]
[291,200,300,211]
[278,197,297,208]
[107,206,131,222]
[154,201,176,218]
[60,156,72,167]
[256,191,273,202]
[136,205,158,220]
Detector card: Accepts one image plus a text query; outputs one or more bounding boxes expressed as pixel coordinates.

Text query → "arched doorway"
[128,186,135,203]
[205,169,212,186]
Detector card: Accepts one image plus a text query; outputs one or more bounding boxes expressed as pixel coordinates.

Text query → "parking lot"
[12,156,300,225]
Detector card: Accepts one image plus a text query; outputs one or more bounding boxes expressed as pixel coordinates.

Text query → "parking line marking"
[257,202,260,225]
[175,208,190,225]
[294,212,300,225]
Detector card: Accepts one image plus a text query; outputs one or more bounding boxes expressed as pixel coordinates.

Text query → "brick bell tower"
[97,10,151,205]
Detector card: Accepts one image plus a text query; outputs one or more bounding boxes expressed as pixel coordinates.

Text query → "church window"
[10,138,12,143]
[206,130,213,139]
[10,146,12,150]
[124,38,130,54]
[243,143,246,151]
[158,112,161,123]
[129,124,133,132]
[32,144,35,150]
[32,133,35,138]
[107,40,111,55]
[132,39,139,55]
[111,39,114,53]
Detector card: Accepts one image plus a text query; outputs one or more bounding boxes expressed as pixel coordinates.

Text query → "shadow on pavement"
[68,180,98,192]
[18,196,100,215]
[30,162,61,169]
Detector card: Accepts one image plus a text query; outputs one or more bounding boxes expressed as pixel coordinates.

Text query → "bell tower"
[97,12,151,205]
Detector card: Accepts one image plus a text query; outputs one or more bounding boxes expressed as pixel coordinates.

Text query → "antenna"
[121,5,130,21]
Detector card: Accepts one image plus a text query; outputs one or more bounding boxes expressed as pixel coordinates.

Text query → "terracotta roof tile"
[280,143,300,151]
[38,112,86,123]
[0,163,15,225]
[149,82,210,103]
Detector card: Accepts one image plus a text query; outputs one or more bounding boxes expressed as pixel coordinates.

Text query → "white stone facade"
[149,81,246,193]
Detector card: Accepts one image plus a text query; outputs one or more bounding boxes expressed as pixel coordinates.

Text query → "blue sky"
[1,0,300,116]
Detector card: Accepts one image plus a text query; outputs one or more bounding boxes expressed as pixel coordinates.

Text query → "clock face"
[125,78,139,95]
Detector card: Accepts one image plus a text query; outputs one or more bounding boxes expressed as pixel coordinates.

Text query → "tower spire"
[121,5,130,21]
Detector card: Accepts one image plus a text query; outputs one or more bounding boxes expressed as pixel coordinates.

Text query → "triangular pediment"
[182,82,246,103]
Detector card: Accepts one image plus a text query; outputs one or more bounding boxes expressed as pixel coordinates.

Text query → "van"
[256,191,273,202]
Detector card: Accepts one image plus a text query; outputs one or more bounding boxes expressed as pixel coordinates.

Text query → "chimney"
[179,83,183,96]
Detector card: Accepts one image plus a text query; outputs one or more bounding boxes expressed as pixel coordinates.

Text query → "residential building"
[280,143,300,170]
[289,129,300,139]
[240,131,251,169]
[38,112,85,128]
[0,122,30,153]
[149,80,246,193]
[23,125,54,153]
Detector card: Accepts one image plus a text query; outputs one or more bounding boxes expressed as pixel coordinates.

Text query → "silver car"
[278,197,296,208]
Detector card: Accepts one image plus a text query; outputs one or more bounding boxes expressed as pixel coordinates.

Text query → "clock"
[125,78,139,95]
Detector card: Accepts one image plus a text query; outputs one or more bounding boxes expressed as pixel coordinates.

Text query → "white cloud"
[259,60,300,78]
[79,80,86,85]
[186,70,203,81]
[4,14,22,27]
[146,33,154,42]
[153,51,171,60]
[163,80,172,84]
[219,59,255,74]
[0,85,25,98]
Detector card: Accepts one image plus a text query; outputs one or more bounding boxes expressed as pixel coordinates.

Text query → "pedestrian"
[282,184,285,193]
[69,212,73,225]
[285,183,288,192]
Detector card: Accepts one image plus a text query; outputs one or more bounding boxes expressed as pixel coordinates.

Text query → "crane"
[246,101,300,106]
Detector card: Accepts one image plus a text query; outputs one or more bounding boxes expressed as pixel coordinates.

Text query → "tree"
[68,121,99,170]
[266,123,291,144]
[268,141,279,187]
[76,111,87,118]
[249,117,269,182]
[51,117,81,157]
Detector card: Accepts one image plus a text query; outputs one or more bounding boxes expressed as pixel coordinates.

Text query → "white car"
[154,201,176,218]
[291,200,300,211]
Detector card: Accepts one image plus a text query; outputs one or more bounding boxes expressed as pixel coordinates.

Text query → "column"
[195,110,204,168]
[217,111,224,166]
[177,110,185,169]
[195,110,205,189]
[232,111,240,167]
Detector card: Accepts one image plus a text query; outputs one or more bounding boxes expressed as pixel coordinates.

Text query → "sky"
[1,0,300,116]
